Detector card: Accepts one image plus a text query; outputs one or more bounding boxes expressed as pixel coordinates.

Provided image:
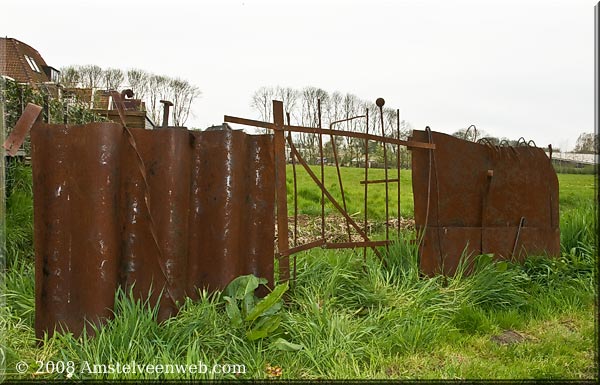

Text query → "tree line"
[572,133,598,154]
[250,86,413,167]
[59,65,201,127]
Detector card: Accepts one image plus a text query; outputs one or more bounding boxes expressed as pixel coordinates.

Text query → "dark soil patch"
[490,330,531,345]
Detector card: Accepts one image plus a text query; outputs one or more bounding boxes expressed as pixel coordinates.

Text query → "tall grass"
[2,163,596,380]
[4,160,34,267]
[3,237,596,380]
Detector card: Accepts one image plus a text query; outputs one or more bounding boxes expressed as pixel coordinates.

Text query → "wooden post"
[273,100,290,282]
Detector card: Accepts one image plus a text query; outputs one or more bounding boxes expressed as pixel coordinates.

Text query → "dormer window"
[25,55,41,72]
[50,68,60,83]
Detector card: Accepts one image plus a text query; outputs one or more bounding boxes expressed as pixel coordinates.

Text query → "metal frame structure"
[225,99,436,282]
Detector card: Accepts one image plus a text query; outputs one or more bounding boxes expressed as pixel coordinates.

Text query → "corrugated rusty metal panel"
[32,122,274,338]
[411,129,560,276]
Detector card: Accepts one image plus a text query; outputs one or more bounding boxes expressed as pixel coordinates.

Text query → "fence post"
[273,100,290,282]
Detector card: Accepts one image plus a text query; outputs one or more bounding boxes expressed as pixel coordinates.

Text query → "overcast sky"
[3,0,596,151]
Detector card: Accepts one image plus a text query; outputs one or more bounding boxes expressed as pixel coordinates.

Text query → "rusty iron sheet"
[32,122,274,338]
[410,129,560,276]
[3,103,42,155]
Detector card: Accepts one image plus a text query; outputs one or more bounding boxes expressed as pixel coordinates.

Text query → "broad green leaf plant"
[222,275,301,351]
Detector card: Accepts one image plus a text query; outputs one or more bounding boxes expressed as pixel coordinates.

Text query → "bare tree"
[78,64,104,89]
[323,91,348,163]
[250,86,275,133]
[248,85,413,166]
[59,65,81,88]
[299,86,329,163]
[574,132,599,153]
[147,75,169,123]
[274,86,299,123]
[103,68,124,91]
[170,77,201,126]
[127,68,150,101]
[300,86,329,127]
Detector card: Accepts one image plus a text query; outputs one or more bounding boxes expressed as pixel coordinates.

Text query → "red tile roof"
[0,37,51,86]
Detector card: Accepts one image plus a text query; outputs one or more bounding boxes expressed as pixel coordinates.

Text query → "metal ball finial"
[375,98,385,107]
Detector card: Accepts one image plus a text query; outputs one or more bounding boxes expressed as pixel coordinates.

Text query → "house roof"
[0,37,52,86]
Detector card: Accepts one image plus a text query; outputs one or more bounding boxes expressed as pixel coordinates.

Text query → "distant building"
[0,37,60,97]
[1,38,157,130]
[205,123,233,131]
[90,89,156,130]
[545,151,598,168]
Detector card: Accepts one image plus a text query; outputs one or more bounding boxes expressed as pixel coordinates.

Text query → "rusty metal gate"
[225,99,560,280]
[225,99,436,280]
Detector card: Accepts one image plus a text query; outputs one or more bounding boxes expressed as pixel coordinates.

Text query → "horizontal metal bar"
[360,178,399,185]
[225,115,435,149]
[283,124,436,149]
[325,240,390,249]
[224,115,276,130]
[280,238,326,257]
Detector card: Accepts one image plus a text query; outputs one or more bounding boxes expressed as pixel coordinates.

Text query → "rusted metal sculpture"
[410,128,560,275]
[18,94,560,339]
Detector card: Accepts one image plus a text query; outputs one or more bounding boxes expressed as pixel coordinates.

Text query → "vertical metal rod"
[363,108,369,261]
[287,112,298,248]
[329,124,352,241]
[287,112,298,286]
[377,99,390,250]
[318,99,325,241]
[396,108,401,240]
[160,100,173,127]
[273,100,290,282]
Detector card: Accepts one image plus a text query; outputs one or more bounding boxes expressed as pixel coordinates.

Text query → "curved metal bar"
[465,124,478,142]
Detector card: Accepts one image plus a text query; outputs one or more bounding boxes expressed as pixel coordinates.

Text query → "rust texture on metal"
[377,99,390,249]
[396,109,401,240]
[32,122,275,338]
[410,129,560,276]
[160,100,174,127]
[318,100,325,242]
[3,103,42,155]
[363,108,369,261]
[272,100,290,281]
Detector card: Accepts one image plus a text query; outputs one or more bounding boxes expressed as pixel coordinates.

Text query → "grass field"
[1,162,597,381]
[286,165,596,219]
[286,165,414,220]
